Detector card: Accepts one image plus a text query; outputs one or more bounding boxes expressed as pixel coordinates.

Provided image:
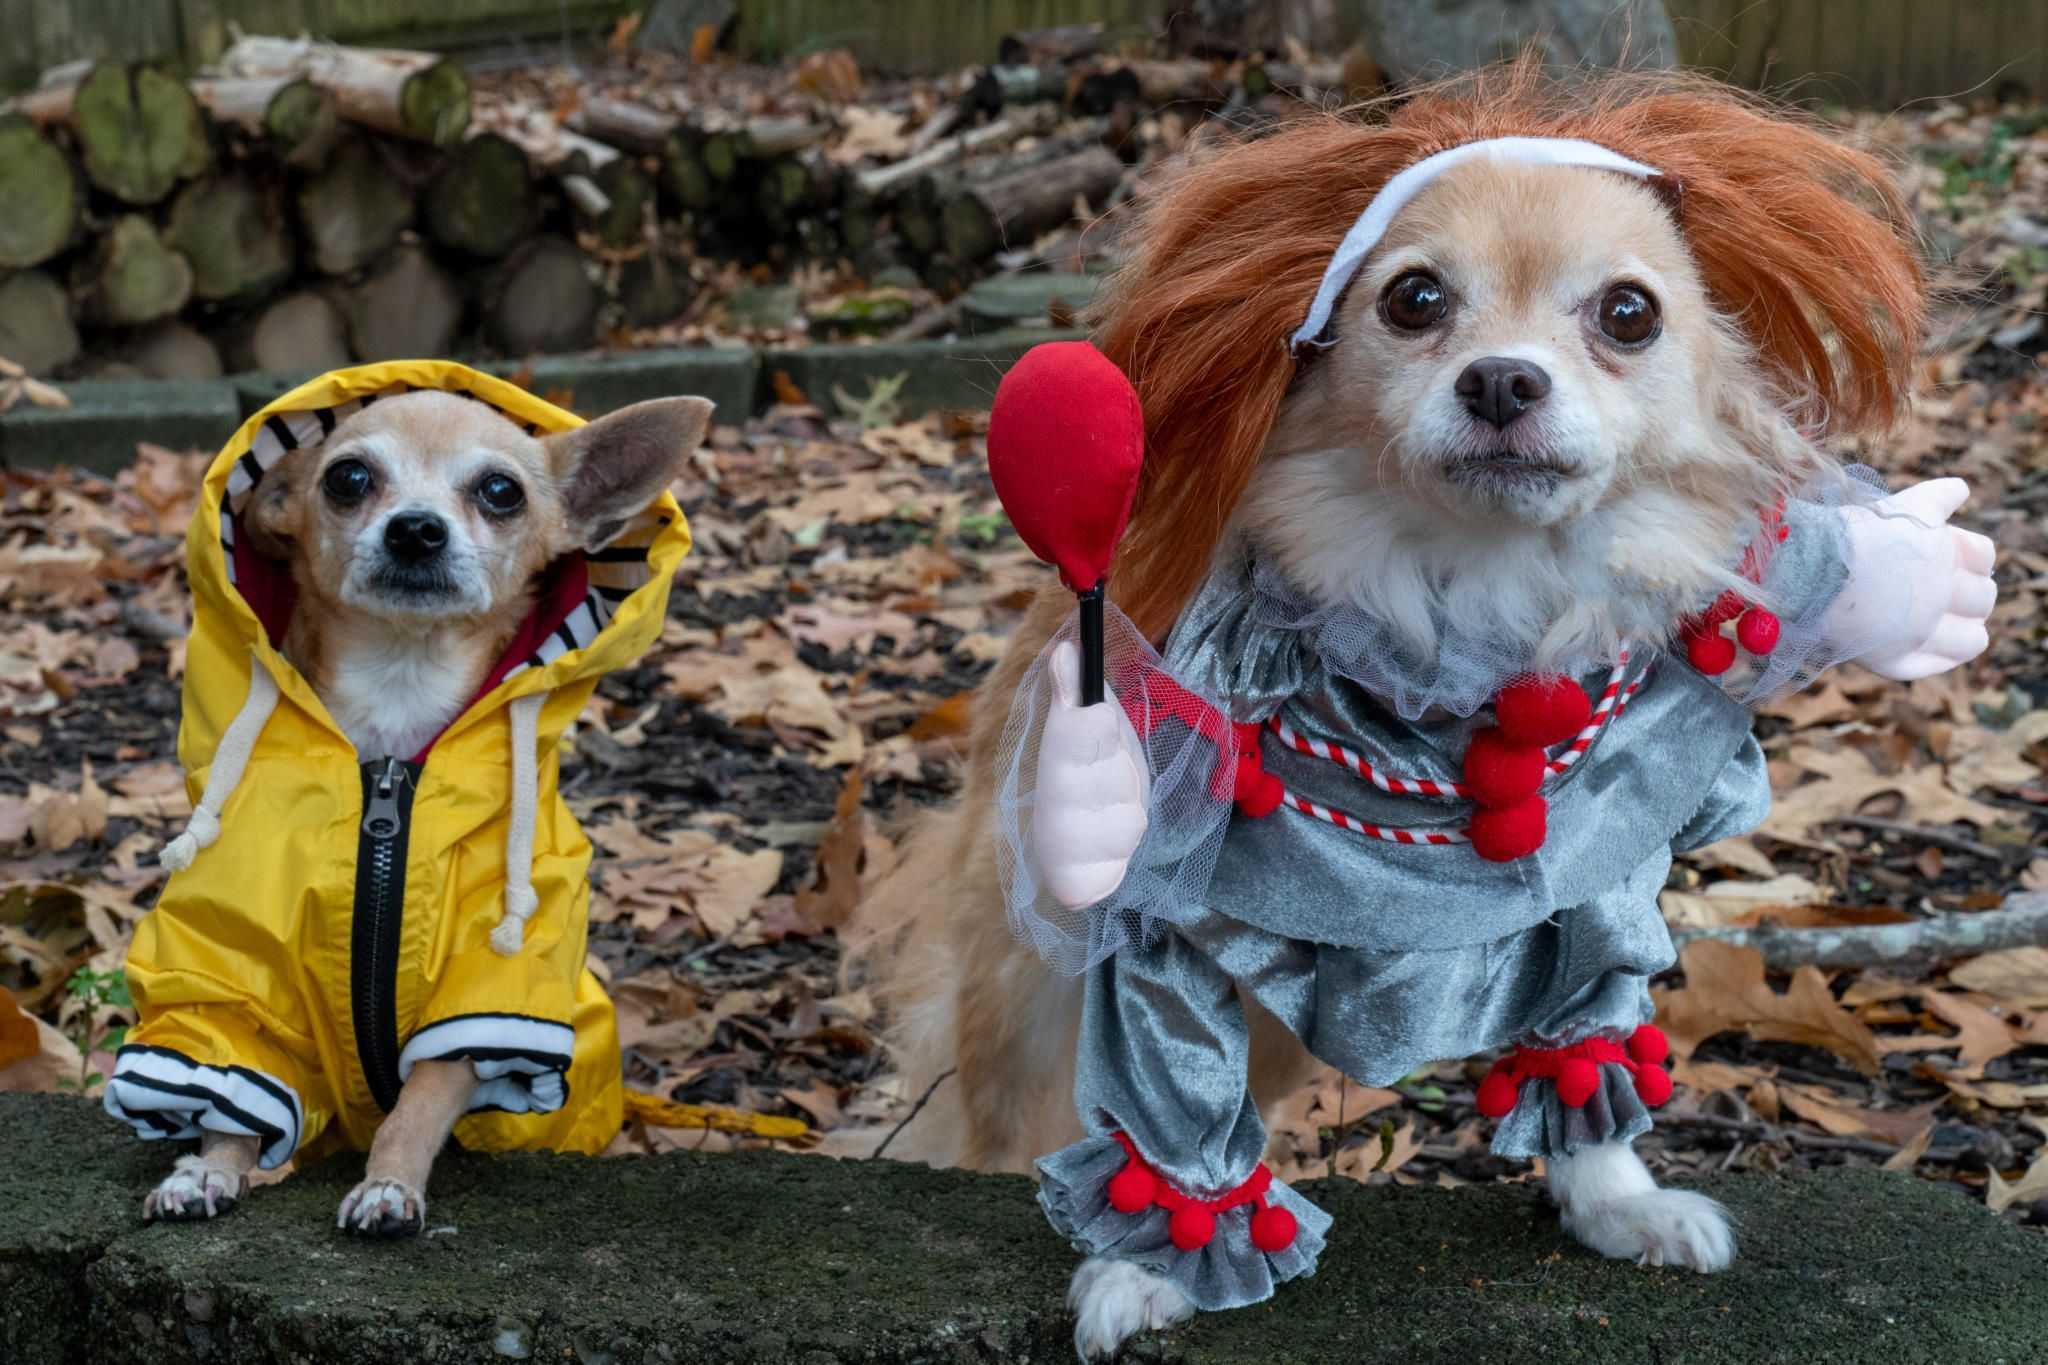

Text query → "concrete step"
[4,1093,2042,1364]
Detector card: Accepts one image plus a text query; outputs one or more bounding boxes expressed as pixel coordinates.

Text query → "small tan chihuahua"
[113,372,707,1236]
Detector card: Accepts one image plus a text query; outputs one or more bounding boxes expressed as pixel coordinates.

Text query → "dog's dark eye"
[475,473,526,517]
[321,459,373,505]
[1597,284,1660,347]
[1381,272,1449,332]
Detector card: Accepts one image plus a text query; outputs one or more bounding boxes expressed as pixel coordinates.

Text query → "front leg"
[1548,1140,1734,1272]
[338,1058,476,1239]
[145,1132,260,1222]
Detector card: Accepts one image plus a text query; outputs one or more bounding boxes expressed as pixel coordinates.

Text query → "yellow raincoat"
[106,361,691,1167]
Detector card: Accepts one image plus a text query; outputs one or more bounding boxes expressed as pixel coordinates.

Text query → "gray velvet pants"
[1037,892,1675,1311]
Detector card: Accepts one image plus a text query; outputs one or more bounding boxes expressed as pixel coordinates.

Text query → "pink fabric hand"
[1824,478,1997,681]
[1032,641,1151,910]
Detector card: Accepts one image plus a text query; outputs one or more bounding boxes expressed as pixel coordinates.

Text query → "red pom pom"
[1736,609,1781,655]
[1495,677,1592,749]
[1703,591,1746,627]
[1235,766,1285,819]
[1106,1162,1156,1214]
[1556,1057,1601,1108]
[1627,1025,1669,1066]
[1476,1067,1522,1118]
[1168,1203,1217,1251]
[1462,727,1545,809]
[1686,630,1737,675]
[1249,1204,1298,1254]
[1633,1064,1673,1108]
[1468,796,1546,862]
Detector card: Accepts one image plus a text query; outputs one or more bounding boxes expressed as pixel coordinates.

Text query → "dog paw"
[337,1178,426,1239]
[1563,1188,1735,1272]
[1068,1255,1194,1360]
[144,1155,243,1222]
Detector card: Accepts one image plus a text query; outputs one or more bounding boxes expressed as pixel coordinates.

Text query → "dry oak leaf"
[1988,1151,2048,1213]
[29,763,109,853]
[1948,947,2048,1005]
[1652,939,1882,1075]
[795,770,866,933]
[1761,744,2003,843]
[712,666,862,767]
[0,985,37,1069]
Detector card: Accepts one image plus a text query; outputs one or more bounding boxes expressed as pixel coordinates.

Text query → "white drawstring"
[490,692,547,955]
[160,656,281,871]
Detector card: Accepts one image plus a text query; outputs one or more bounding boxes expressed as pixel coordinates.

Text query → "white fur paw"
[144,1154,244,1222]
[1068,1255,1194,1361]
[337,1178,426,1239]
[1562,1188,1735,1272]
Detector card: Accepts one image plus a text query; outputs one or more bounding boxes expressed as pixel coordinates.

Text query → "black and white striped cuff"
[103,1045,304,1170]
[398,1013,574,1116]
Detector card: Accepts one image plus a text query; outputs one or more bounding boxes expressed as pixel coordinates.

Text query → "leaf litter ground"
[2,97,2047,1229]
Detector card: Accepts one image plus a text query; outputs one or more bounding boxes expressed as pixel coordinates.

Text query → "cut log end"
[0,115,79,268]
[0,271,81,375]
[347,244,462,361]
[81,214,193,326]
[424,133,535,260]
[488,236,600,355]
[398,58,472,147]
[296,135,414,276]
[72,63,210,206]
[164,174,296,303]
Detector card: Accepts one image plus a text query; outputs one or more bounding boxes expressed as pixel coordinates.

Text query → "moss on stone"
[4,1093,2044,1364]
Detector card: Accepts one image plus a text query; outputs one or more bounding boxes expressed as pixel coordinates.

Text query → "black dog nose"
[1455,357,1552,429]
[384,511,448,564]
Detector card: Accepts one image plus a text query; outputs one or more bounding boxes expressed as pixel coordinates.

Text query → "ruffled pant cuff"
[1490,1062,1653,1159]
[1036,1135,1332,1312]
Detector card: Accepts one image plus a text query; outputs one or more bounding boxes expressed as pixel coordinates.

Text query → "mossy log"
[126,320,223,381]
[220,37,469,148]
[0,114,79,268]
[345,243,462,361]
[295,134,414,275]
[242,288,353,372]
[0,271,81,374]
[423,132,535,259]
[162,173,296,303]
[76,214,193,326]
[940,144,1122,262]
[487,235,600,355]
[584,155,655,248]
[617,248,694,329]
[65,63,211,206]
[190,75,338,167]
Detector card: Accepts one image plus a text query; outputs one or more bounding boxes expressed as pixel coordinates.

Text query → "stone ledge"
[3,1094,2044,1364]
[0,334,1088,474]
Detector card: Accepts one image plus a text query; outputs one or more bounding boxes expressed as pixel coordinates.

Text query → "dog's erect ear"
[544,397,713,550]
[244,454,302,560]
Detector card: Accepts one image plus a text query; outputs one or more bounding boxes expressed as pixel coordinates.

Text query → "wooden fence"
[6,1,2047,109]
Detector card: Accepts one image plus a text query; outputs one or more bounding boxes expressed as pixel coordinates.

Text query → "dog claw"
[145,1155,244,1224]
[338,1178,426,1240]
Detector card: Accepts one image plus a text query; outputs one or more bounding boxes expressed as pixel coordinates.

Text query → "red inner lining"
[230,514,590,760]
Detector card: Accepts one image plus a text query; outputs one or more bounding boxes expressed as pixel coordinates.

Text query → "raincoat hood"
[186,359,692,759]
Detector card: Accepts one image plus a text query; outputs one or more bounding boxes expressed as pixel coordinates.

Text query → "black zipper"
[352,755,418,1113]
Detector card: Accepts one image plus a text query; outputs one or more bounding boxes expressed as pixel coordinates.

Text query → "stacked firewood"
[0,27,1359,377]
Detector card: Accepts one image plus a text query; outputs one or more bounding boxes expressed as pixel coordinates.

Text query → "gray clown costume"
[992,135,1914,1314]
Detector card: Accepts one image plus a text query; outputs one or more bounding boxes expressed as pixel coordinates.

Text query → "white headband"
[1288,136,1664,353]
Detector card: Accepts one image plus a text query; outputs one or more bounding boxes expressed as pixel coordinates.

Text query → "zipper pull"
[362,757,406,839]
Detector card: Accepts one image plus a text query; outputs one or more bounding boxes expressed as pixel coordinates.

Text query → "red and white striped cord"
[1263,653,1643,846]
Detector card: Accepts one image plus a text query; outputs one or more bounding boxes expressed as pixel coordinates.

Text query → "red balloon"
[987,342,1146,593]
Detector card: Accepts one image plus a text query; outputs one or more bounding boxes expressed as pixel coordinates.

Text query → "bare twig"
[1825,815,2010,862]
[870,1067,956,1160]
[1670,892,2048,972]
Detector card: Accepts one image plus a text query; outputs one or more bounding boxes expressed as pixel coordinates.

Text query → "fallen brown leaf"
[1653,940,1883,1074]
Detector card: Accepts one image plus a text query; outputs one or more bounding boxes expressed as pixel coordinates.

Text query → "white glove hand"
[1031,640,1151,910]
[1824,478,1997,681]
